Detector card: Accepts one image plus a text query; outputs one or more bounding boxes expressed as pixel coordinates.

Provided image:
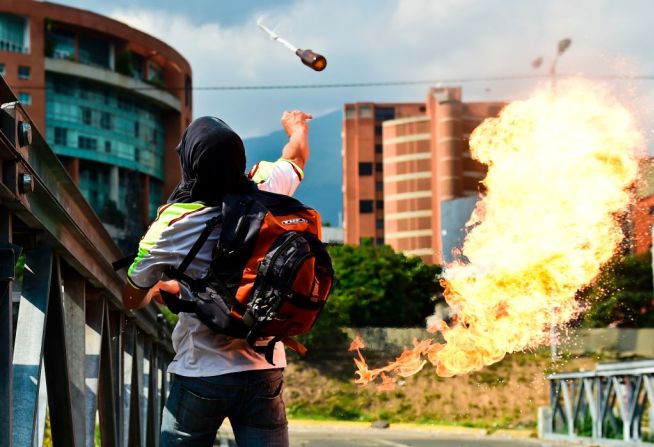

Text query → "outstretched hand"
[281,110,312,137]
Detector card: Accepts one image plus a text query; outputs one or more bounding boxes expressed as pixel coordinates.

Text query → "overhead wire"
[9,73,654,93]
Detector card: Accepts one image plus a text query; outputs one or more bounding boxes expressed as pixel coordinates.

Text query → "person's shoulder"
[248,159,304,183]
[155,202,212,227]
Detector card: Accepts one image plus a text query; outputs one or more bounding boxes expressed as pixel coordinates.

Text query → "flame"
[352,80,643,383]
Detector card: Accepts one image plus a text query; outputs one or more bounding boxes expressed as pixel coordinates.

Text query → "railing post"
[147,343,160,447]
[57,261,88,445]
[583,377,599,439]
[0,206,14,447]
[123,319,135,447]
[44,256,78,445]
[644,375,654,440]
[85,291,104,447]
[11,240,53,447]
[130,332,145,447]
[98,307,119,447]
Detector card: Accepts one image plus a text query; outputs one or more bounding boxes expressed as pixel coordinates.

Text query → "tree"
[297,242,442,352]
[579,252,654,327]
[326,242,443,327]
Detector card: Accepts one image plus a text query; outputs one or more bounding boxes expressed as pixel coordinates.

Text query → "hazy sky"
[55,0,654,140]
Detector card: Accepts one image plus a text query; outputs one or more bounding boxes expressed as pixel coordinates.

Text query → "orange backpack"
[163,187,334,363]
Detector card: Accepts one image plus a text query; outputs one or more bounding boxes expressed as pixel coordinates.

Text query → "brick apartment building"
[342,87,504,264]
[630,158,654,255]
[342,101,425,246]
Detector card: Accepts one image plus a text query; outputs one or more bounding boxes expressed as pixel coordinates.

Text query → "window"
[0,13,29,53]
[18,92,30,105]
[649,205,654,216]
[78,136,97,150]
[376,237,385,246]
[375,124,382,136]
[374,107,395,121]
[105,141,111,153]
[359,106,372,118]
[130,52,145,80]
[0,63,4,76]
[147,61,163,84]
[149,180,163,220]
[375,144,383,154]
[81,107,92,125]
[376,219,384,229]
[376,182,383,192]
[359,200,374,213]
[133,121,140,138]
[78,35,110,68]
[54,127,67,146]
[376,162,383,172]
[358,162,373,176]
[46,29,75,59]
[376,200,384,210]
[345,107,356,119]
[185,75,192,108]
[17,65,29,80]
[100,112,112,130]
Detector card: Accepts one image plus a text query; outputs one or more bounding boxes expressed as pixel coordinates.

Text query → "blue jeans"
[160,369,288,446]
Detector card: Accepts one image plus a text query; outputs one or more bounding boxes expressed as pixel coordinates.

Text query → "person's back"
[122,111,313,446]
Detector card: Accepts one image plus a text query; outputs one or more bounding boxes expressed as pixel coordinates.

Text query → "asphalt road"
[216,425,568,447]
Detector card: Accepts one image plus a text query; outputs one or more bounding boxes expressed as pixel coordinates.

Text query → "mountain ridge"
[243,110,343,225]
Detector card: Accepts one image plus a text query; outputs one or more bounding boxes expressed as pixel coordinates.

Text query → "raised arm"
[281,110,312,169]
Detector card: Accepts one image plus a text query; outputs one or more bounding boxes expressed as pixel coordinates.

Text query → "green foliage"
[297,243,441,352]
[15,254,25,283]
[579,252,654,327]
[325,243,442,327]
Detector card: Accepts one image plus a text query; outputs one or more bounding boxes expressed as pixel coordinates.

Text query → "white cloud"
[110,0,654,139]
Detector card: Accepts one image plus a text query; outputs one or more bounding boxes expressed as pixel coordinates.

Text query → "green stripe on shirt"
[128,202,206,282]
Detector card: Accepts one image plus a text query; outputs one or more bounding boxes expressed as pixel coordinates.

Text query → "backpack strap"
[174,214,222,276]
[160,289,196,314]
[248,332,282,365]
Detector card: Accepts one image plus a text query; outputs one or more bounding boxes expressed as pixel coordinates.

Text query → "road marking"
[376,440,412,447]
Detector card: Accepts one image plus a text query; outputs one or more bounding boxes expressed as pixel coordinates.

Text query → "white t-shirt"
[127,159,303,376]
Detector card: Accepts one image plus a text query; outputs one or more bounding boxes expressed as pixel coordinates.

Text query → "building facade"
[628,158,654,255]
[342,102,425,246]
[0,0,192,251]
[342,88,504,264]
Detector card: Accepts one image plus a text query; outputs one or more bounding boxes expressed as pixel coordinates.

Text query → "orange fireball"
[353,80,643,385]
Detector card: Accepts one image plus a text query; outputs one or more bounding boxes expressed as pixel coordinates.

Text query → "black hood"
[167,116,250,205]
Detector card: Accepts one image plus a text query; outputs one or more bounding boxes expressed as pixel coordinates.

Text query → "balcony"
[44,58,181,112]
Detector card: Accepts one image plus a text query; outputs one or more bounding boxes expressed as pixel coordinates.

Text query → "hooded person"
[122,111,312,447]
[168,116,251,205]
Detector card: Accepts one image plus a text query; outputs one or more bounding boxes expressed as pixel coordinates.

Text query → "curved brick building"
[0,0,192,250]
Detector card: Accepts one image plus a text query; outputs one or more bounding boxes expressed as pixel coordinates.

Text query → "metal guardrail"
[544,360,654,444]
[0,77,174,446]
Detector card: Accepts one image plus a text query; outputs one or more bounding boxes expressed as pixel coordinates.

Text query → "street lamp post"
[532,38,572,92]
[531,38,572,362]
[549,38,572,91]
